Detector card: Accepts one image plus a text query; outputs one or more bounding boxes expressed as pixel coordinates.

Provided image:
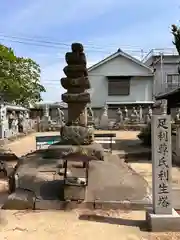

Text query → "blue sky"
[0,0,180,102]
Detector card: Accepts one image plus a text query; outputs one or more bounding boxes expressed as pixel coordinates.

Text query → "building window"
[108,77,130,96]
[166,74,180,88]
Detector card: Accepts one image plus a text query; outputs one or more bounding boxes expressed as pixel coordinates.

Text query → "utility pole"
[140,49,144,60]
[160,51,168,114]
[160,51,164,92]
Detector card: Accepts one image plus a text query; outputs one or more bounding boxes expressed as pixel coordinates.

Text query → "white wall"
[144,55,180,96]
[88,55,153,107]
[154,63,180,95]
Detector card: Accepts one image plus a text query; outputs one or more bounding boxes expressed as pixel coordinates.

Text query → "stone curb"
[94,200,152,210]
[34,199,152,211]
[35,199,95,210]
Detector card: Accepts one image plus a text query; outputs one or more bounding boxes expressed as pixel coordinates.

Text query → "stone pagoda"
[61,43,93,145]
[46,43,104,160]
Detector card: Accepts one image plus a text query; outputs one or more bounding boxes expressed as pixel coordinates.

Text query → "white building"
[88,49,154,117]
[143,48,180,96]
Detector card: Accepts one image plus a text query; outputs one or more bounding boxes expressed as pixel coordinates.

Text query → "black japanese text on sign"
[157,118,169,165]
[157,117,170,208]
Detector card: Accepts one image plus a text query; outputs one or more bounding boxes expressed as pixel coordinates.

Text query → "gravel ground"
[0,209,180,240]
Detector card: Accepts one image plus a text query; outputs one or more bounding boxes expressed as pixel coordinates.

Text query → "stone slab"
[35,199,94,210]
[35,199,152,211]
[94,198,152,210]
[146,207,180,232]
[86,154,149,202]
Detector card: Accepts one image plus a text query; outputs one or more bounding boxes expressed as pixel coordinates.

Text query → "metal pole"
[160,52,168,113]
[160,52,164,92]
[140,49,144,60]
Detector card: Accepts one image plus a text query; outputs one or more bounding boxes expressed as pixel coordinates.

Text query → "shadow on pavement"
[79,214,148,231]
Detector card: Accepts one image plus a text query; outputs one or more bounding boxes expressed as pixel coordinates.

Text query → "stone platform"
[146,208,180,232]
[1,150,150,210]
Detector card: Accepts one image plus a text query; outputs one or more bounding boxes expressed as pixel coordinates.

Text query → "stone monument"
[146,106,152,123]
[130,107,138,123]
[146,114,180,232]
[41,104,51,131]
[47,43,104,160]
[57,108,65,126]
[138,105,143,123]
[116,108,123,124]
[0,103,7,139]
[86,104,94,127]
[10,111,18,135]
[100,104,109,129]
[61,43,93,144]
[124,106,129,122]
[18,111,24,133]
[148,106,152,118]
[42,104,50,121]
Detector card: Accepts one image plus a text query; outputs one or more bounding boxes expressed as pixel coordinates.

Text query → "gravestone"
[41,104,50,131]
[138,105,143,123]
[57,108,65,126]
[146,114,180,232]
[130,107,138,123]
[116,108,123,124]
[123,106,129,122]
[100,104,109,129]
[87,104,94,127]
[0,103,8,139]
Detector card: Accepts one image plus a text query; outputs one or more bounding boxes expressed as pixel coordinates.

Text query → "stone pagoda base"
[60,125,94,145]
[44,142,104,161]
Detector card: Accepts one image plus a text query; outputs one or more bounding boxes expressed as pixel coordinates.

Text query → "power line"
[0,34,115,51]
[0,35,149,63]
[0,37,113,54]
[0,33,148,55]
[0,32,148,51]
[0,33,107,49]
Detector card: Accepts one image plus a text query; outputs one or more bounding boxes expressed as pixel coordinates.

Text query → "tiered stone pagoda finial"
[60,43,93,145]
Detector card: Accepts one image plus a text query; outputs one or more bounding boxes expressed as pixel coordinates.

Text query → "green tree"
[171,24,180,55]
[0,44,46,106]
